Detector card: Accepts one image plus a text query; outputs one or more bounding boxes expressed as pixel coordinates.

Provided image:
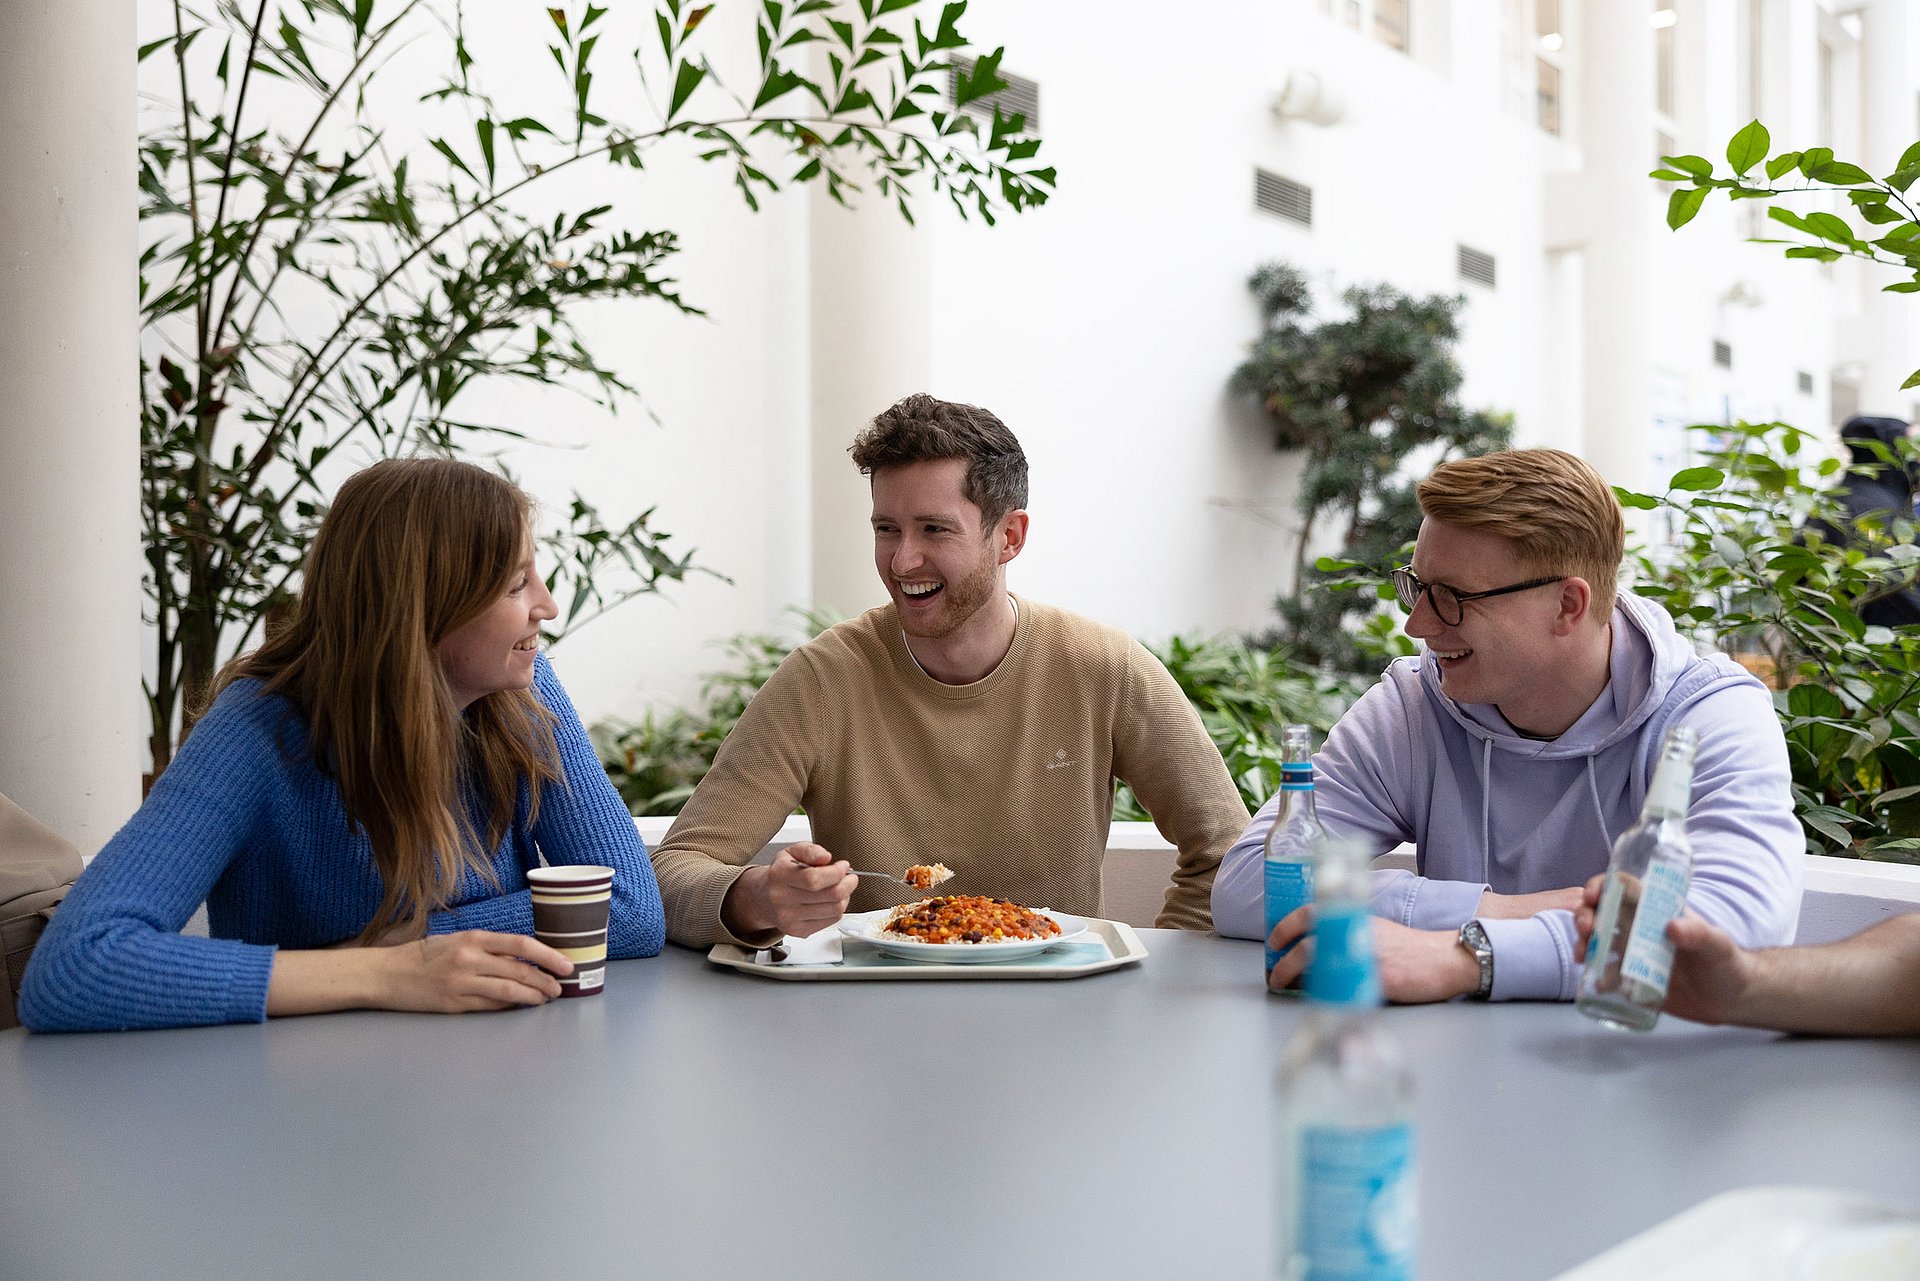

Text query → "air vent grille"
[1457,245,1497,288]
[1255,169,1313,227]
[1713,340,1733,369]
[1798,370,1815,395]
[949,58,1040,132]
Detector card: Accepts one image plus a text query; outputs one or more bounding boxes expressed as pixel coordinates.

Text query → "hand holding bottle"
[1575,873,1762,1027]
[1576,725,1699,1031]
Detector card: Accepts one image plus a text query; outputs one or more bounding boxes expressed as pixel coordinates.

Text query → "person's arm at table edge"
[1575,877,1920,1035]
[1676,913,1920,1035]
[1116,642,1248,931]
[517,653,666,958]
[18,694,293,1031]
[648,652,825,949]
[265,933,570,1017]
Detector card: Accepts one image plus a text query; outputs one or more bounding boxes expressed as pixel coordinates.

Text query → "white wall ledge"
[632,817,1920,905]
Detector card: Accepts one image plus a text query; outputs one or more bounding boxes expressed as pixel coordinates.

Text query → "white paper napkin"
[765,922,844,965]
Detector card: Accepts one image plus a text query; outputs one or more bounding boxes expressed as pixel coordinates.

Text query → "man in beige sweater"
[650,393,1249,949]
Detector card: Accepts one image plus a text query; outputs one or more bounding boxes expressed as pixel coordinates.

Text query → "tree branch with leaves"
[139,0,1054,776]
[1656,120,1920,390]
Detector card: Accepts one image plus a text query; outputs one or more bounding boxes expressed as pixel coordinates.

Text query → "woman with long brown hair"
[20,458,664,1031]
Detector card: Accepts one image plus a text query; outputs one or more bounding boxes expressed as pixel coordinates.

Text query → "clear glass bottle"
[1264,725,1324,978]
[1275,836,1417,1281]
[1576,725,1700,1032]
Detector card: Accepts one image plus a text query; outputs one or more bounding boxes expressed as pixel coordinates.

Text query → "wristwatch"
[1457,919,1494,1000]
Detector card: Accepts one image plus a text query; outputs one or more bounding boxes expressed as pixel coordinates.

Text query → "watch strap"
[1458,919,1494,1000]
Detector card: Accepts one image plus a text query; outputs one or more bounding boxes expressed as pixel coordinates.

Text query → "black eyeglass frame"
[1390,566,1568,627]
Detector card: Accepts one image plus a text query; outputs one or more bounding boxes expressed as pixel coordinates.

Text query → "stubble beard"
[898,553,999,641]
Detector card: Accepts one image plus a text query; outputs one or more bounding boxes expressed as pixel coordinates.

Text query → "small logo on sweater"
[1045,749,1075,771]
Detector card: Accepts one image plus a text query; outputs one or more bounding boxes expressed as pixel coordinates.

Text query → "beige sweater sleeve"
[648,652,822,949]
[1113,641,1250,931]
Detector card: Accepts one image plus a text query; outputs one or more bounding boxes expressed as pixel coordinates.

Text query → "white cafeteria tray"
[707,917,1148,981]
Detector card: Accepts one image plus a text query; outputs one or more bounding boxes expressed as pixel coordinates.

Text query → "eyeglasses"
[1391,566,1567,627]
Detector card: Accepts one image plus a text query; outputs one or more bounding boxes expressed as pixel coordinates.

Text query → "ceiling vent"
[949,58,1040,132]
[1457,245,1497,288]
[1255,169,1313,227]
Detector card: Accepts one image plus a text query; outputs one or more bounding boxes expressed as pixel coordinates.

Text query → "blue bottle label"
[1620,860,1689,993]
[1305,904,1382,1006]
[1265,859,1314,973]
[1281,763,1313,790]
[1298,1123,1417,1281]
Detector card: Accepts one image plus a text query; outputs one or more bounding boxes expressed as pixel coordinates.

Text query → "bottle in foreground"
[1576,725,1699,1032]
[1275,837,1417,1281]
[1265,725,1324,979]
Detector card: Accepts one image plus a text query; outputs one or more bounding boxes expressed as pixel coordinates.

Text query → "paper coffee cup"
[526,865,615,998]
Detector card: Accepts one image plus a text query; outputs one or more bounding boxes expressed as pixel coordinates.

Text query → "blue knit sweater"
[19,654,664,1032]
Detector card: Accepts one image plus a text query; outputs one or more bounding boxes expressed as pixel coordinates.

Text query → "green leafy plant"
[1229,261,1512,675]
[140,0,1054,775]
[1112,634,1362,819]
[593,609,839,816]
[1655,119,1920,390]
[1619,421,1920,862]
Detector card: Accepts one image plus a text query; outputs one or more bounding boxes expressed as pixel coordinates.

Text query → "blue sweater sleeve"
[427,655,665,958]
[18,692,282,1032]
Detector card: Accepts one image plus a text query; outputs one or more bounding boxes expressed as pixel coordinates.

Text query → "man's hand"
[1573,874,1757,1026]
[1373,918,1482,1003]
[1265,909,1480,1003]
[721,843,858,940]
[1477,885,1584,919]
[1265,905,1315,993]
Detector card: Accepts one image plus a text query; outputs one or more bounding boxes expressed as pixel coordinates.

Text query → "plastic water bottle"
[1576,725,1699,1032]
[1264,725,1323,978]
[1275,835,1417,1280]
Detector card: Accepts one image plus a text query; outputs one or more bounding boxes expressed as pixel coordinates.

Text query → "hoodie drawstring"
[1480,738,1493,886]
[1479,744,1614,888]
[1584,757,1612,853]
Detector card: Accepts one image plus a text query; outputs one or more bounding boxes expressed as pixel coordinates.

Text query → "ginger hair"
[1415,448,1625,616]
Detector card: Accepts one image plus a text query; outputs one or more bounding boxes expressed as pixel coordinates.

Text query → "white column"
[0,1,143,853]
[1856,0,1917,419]
[1575,0,1658,489]
[807,188,933,617]
[1576,0,1657,493]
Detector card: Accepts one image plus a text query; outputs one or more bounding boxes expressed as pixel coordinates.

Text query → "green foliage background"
[1229,261,1512,675]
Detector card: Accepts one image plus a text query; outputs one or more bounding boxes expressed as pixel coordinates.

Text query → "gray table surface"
[2,930,1916,1281]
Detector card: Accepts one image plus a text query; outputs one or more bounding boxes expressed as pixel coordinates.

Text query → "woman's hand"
[268,930,572,1016]
[374,932,573,1012]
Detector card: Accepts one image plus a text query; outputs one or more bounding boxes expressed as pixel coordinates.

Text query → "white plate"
[836,906,1089,964]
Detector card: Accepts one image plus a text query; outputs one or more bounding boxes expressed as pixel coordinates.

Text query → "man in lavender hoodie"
[1212,448,1804,1002]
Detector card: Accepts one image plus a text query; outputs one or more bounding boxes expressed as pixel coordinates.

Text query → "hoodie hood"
[1415,590,1697,761]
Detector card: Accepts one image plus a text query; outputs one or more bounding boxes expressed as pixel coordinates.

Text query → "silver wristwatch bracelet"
[1457,919,1494,1000]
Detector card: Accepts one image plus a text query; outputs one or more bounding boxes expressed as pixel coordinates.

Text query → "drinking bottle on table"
[1576,725,1699,1032]
[1264,724,1323,978]
[1274,835,1417,1281]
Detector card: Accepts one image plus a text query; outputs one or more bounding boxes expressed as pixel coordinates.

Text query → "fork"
[850,869,940,892]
